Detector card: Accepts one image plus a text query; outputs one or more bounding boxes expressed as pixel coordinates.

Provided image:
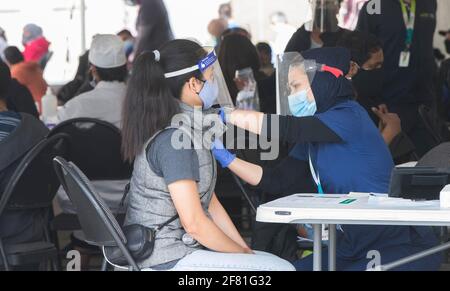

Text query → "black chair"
[53,157,139,271]
[49,118,131,181]
[418,105,450,146]
[0,133,70,270]
[48,118,131,230]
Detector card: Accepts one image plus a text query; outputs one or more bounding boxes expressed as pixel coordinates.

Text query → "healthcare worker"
[120,39,294,271]
[212,47,443,271]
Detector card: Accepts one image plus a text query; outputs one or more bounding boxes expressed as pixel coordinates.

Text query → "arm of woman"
[168,180,251,254]
[208,193,251,251]
[225,110,342,144]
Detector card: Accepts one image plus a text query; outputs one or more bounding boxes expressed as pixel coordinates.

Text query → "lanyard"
[308,149,324,195]
[399,0,416,50]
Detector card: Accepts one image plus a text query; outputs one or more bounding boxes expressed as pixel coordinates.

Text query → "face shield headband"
[164,50,217,79]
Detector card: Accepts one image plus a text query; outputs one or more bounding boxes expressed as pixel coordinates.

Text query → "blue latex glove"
[211,139,236,168]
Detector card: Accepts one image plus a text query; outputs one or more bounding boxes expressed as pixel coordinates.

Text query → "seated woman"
[212,47,443,271]
[120,39,294,271]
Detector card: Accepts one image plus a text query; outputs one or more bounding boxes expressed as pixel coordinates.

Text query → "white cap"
[88,34,127,69]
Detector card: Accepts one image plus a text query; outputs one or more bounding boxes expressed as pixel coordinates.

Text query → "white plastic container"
[41,87,58,124]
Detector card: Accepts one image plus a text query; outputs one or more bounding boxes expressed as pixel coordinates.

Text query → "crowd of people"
[1,0,450,271]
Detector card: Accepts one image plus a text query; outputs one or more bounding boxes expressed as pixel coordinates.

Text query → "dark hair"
[221,27,251,40]
[0,60,11,100]
[117,29,133,38]
[121,39,206,162]
[256,42,272,57]
[218,33,261,101]
[94,64,128,82]
[3,46,24,65]
[336,31,382,67]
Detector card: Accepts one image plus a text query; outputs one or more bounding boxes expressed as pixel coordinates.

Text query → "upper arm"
[149,129,200,185]
[315,109,359,142]
[168,180,206,230]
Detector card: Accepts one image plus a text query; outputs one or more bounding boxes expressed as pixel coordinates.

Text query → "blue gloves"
[211,139,236,168]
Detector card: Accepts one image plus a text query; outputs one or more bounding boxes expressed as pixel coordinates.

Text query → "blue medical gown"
[290,101,442,271]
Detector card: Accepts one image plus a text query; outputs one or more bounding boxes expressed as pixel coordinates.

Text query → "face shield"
[164,47,234,110]
[276,51,344,116]
[304,0,340,33]
[276,52,316,116]
[235,67,260,111]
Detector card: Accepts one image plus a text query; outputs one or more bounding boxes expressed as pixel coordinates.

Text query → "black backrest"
[49,118,132,180]
[0,133,70,213]
[417,142,450,168]
[53,157,139,270]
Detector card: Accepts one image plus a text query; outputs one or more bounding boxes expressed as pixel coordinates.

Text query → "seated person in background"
[0,65,49,246]
[337,31,417,164]
[21,24,50,64]
[57,34,127,128]
[57,50,93,105]
[56,35,129,217]
[256,42,275,77]
[3,46,48,111]
[0,60,38,118]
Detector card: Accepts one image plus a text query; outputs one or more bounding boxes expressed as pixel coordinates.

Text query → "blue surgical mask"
[199,78,219,110]
[288,90,317,117]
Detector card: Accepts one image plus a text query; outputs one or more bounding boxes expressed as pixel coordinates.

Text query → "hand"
[243,247,254,254]
[233,77,247,91]
[211,139,236,168]
[377,104,389,114]
[372,107,402,143]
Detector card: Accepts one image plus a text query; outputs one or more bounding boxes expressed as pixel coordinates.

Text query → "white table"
[256,193,450,271]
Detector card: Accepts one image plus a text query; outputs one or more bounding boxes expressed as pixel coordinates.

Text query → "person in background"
[0,27,7,61]
[134,0,174,57]
[356,0,438,157]
[207,18,228,48]
[0,59,49,252]
[3,46,47,111]
[0,60,38,118]
[57,49,93,105]
[338,31,418,164]
[219,2,238,29]
[57,35,127,128]
[256,42,275,77]
[218,34,265,102]
[337,0,368,31]
[117,29,135,59]
[270,12,296,58]
[285,0,350,54]
[22,24,50,64]
[438,29,450,55]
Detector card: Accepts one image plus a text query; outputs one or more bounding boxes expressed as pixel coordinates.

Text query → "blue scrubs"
[290,100,442,271]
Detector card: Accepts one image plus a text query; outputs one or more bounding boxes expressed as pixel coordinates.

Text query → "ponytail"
[121,51,180,162]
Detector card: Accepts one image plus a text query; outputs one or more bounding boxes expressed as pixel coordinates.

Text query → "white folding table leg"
[328,224,337,271]
[313,224,322,271]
